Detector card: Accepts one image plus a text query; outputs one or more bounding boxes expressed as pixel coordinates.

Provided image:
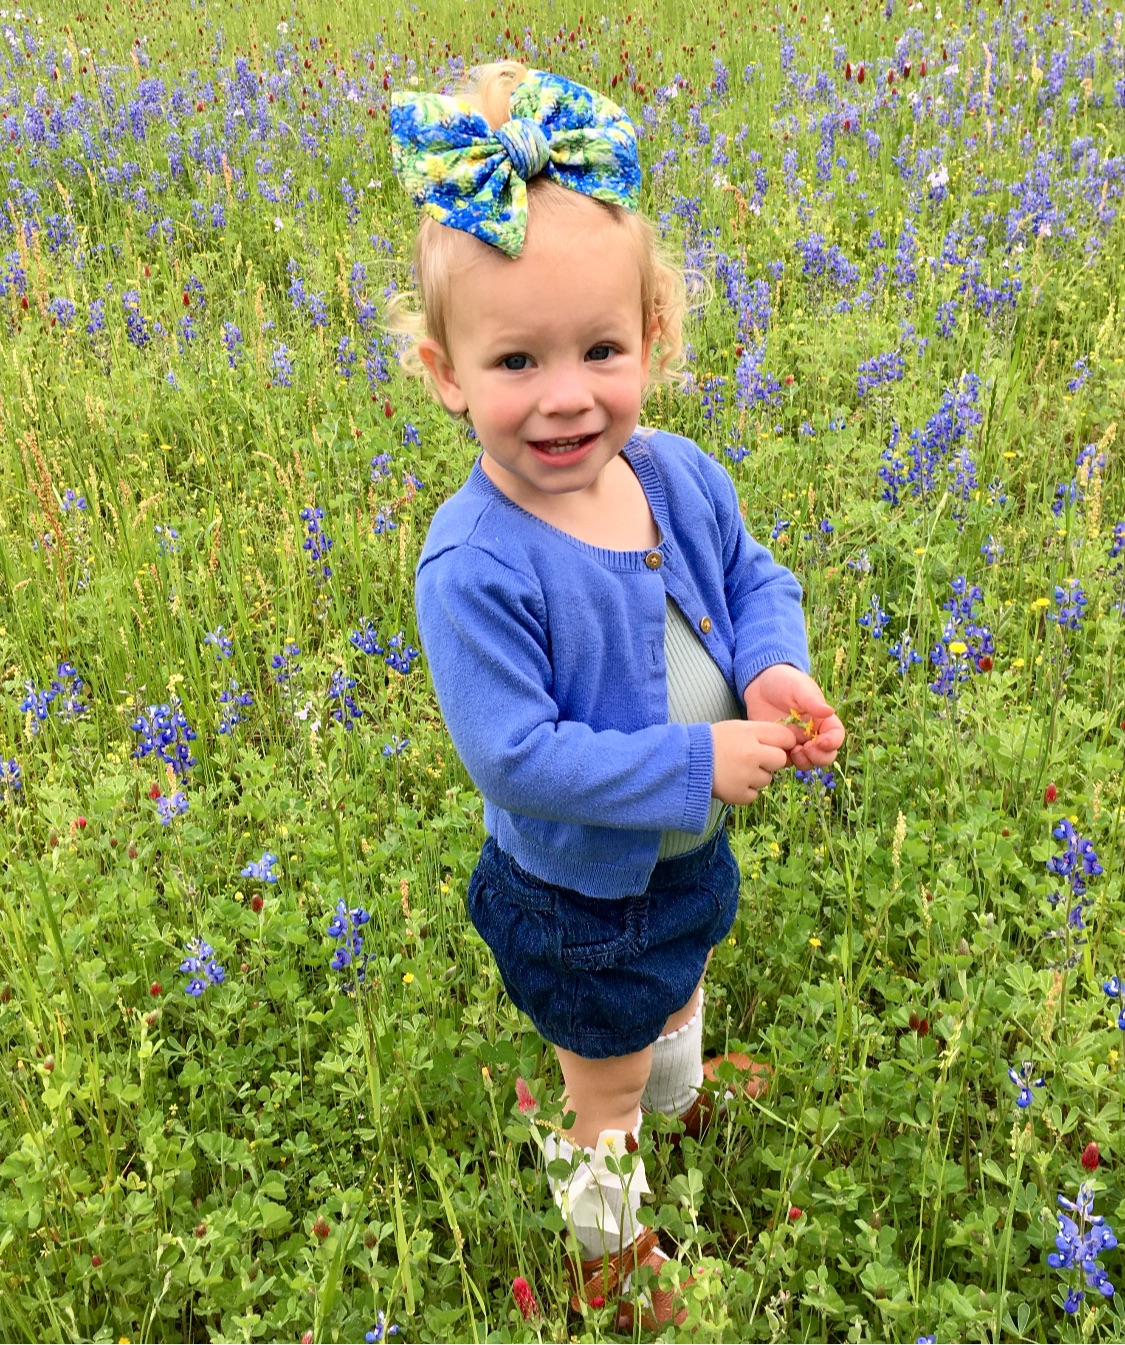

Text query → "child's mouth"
[529,433,598,459]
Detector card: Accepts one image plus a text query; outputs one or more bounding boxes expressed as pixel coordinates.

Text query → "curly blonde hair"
[388,62,685,392]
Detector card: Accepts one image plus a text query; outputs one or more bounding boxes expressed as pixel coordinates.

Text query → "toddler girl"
[390,62,844,1331]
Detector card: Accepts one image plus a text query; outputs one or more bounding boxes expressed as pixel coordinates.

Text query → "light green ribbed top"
[659,597,743,859]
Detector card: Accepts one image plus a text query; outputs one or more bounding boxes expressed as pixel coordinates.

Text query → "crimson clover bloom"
[180,937,225,998]
[1008,1061,1045,1109]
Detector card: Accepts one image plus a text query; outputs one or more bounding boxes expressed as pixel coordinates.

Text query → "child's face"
[419,209,652,513]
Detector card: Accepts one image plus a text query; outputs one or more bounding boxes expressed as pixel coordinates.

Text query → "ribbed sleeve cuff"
[682,722,716,834]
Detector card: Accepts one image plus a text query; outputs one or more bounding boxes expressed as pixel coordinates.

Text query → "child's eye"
[500,354,530,371]
[586,344,615,362]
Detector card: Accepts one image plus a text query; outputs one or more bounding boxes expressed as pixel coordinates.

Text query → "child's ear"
[641,319,658,381]
[418,339,468,416]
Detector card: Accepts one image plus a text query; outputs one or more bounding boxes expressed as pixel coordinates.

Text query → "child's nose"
[539,364,596,416]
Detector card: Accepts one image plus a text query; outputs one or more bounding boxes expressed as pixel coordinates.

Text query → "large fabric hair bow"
[389,69,640,258]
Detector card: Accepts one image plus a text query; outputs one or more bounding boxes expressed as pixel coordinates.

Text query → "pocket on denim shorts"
[556,889,649,971]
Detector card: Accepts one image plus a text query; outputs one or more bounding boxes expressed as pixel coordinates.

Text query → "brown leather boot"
[674,1052,773,1142]
[569,1228,692,1332]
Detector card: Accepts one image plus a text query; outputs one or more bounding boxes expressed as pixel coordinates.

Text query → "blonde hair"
[388,62,685,391]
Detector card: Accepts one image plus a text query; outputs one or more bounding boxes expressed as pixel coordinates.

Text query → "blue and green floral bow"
[389,69,640,257]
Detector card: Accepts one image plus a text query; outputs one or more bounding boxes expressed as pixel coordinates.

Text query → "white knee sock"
[641,989,704,1117]
[546,1113,649,1262]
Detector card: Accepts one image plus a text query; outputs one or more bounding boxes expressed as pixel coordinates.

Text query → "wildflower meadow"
[1,0,1123,1340]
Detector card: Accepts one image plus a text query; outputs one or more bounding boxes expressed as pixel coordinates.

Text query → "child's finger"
[751,720,801,749]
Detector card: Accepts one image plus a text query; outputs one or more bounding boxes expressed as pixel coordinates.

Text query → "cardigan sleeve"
[416,545,715,834]
[707,458,811,692]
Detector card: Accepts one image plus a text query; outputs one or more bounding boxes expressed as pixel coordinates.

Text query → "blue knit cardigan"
[415,429,810,898]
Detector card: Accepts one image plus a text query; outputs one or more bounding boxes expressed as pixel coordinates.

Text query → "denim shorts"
[466,826,741,1058]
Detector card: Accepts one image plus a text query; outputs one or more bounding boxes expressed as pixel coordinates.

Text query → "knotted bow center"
[493,117,552,181]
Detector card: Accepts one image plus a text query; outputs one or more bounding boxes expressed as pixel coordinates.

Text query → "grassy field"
[1,0,1124,1340]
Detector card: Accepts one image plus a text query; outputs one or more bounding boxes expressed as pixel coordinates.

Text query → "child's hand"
[710,720,800,805]
[742,665,845,770]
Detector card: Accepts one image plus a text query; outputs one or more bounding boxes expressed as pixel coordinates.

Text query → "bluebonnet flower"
[1068,358,1090,393]
[1045,818,1103,963]
[370,453,394,481]
[272,643,302,685]
[878,422,906,507]
[60,489,87,512]
[218,681,253,734]
[1047,818,1103,898]
[819,519,833,535]
[19,661,89,733]
[300,507,333,582]
[1053,442,1105,518]
[1,758,22,796]
[1007,1061,1046,1109]
[154,524,180,555]
[770,515,791,542]
[1052,580,1087,631]
[350,621,385,657]
[1102,977,1125,1031]
[130,697,198,777]
[888,632,923,676]
[1110,523,1125,561]
[221,321,244,368]
[935,299,957,338]
[383,735,410,757]
[326,899,372,978]
[929,578,994,698]
[859,594,890,638]
[385,633,421,675]
[270,343,294,387]
[241,851,279,884]
[121,290,153,348]
[856,348,905,398]
[906,375,983,503]
[336,334,357,378]
[328,670,362,729]
[402,422,421,448]
[48,296,76,328]
[373,510,398,535]
[155,791,189,825]
[1047,1182,1117,1313]
[180,936,226,998]
[795,766,836,795]
[980,535,1004,565]
[204,626,233,659]
[366,1310,399,1343]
